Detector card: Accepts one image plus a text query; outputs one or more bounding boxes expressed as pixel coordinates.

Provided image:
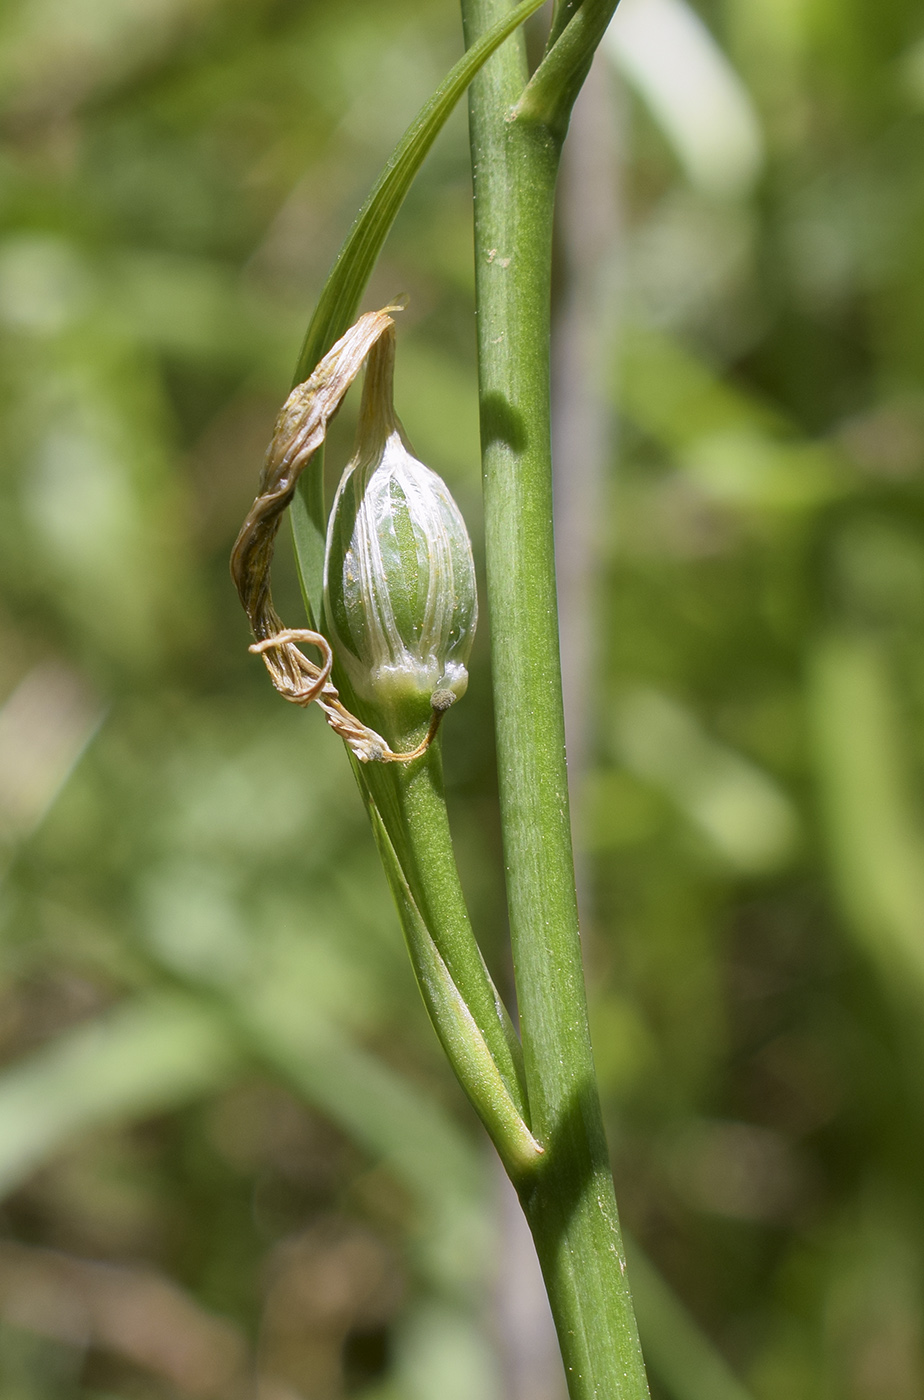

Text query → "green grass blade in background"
[626,1240,756,1400]
[0,997,238,1200]
[809,631,924,999]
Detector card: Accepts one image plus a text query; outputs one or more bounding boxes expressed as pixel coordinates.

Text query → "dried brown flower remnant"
[230,306,442,763]
[231,309,394,695]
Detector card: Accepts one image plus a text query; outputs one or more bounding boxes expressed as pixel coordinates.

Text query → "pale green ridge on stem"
[460,0,650,1395]
[359,732,529,1119]
[362,770,541,1174]
[288,0,547,627]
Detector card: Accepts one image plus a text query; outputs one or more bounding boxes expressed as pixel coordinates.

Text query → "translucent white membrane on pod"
[324,329,477,714]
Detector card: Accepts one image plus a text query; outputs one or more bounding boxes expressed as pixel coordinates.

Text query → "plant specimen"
[232,2,649,1394]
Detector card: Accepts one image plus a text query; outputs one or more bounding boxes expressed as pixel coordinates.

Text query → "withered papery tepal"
[231,305,476,763]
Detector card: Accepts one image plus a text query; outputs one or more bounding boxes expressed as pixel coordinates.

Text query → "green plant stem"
[460,1,649,1395]
[281,0,544,1155]
[362,743,529,1119]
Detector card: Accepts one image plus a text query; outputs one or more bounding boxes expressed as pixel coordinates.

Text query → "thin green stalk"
[361,741,529,1121]
[460,1,649,1395]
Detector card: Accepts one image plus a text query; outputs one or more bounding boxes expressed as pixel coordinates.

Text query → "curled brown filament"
[230,307,443,764]
[247,629,333,706]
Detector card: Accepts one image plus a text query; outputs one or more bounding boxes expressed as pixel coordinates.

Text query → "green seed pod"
[323,328,477,719]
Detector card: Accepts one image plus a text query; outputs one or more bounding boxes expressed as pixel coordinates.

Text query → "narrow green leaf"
[288,0,547,624]
[292,0,546,386]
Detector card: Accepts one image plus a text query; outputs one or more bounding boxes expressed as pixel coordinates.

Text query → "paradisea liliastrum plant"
[231,1,650,1395]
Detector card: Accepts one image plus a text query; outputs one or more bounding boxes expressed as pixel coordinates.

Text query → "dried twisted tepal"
[230,305,477,762]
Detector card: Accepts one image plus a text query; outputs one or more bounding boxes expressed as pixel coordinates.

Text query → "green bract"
[323,330,477,717]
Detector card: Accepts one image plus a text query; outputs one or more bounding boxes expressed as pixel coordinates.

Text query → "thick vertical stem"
[461,3,649,1395]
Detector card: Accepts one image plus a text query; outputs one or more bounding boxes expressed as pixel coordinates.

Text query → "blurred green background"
[1,0,924,1396]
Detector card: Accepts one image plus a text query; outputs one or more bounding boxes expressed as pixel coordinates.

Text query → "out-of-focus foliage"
[0,0,923,1396]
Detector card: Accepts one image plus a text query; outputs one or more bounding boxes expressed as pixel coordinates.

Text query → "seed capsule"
[324,328,477,718]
